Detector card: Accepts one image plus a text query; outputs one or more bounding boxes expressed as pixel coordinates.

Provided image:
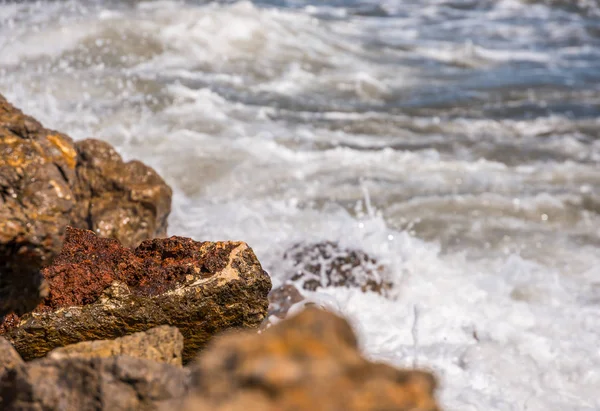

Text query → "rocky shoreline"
[0,94,440,410]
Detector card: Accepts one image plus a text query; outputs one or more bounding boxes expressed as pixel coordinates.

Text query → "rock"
[0,94,171,317]
[283,241,392,295]
[0,337,23,378]
[0,227,271,363]
[0,355,189,411]
[0,337,24,409]
[267,283,305,319]
[71,138,171,248]
[180,308,440,411]
[0,94,74,316]
[48,326,184,366]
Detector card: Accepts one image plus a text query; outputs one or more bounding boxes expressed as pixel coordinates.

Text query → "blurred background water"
[1,0,599,409]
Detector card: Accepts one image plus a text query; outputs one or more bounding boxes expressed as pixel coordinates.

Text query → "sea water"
[1,0,599,409]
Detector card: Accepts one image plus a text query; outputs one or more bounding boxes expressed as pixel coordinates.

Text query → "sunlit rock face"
[0,94,172,317]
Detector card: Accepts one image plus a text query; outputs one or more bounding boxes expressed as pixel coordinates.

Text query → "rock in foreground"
[0,308,440,411]
[0,227,271,363]
[48,326,184,366]
[181,308,440,411]
[0,94,74,316]
[0,355,188,411]
[0,94,171,317]
[0,337,22,380]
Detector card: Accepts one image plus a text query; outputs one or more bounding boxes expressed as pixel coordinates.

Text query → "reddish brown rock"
[0,94,171,317]
[0,227,271,363]
[284,241,392,295]
[179,308,440,411]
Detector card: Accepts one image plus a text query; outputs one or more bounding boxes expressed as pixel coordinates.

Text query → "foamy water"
[1,0,599,409]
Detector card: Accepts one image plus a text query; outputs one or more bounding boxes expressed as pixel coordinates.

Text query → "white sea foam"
[1,0,599,409]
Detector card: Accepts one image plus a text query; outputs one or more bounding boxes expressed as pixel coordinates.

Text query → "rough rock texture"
[0,227,271,363]
[0,94,172,317]
[0,94,73,316]
[71,138,171,248]
[48,326,184,366]
[0,355,189,411]
[180,308,440,411]
[283,241,392,295]
[0,337,23,379]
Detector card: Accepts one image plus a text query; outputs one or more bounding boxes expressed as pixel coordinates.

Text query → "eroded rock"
[0,227,271,363]
[180,308,440,411]
[0,94,171,317]
[48,326,184,366]
[0,355,189,411]
[283,241,392,295]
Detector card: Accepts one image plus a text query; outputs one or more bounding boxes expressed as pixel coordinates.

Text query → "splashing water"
[1,0,600,409]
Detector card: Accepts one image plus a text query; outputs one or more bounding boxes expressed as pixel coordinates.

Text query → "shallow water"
[1,0,600,409]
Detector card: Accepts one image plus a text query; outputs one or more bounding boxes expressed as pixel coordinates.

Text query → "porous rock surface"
[48,325,184,366]
[283,241,392,295]
[179,308,441,411]
[0,94,171,317]
[0,227,271,363]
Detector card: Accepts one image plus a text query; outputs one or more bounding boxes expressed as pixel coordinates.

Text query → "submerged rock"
[267,283,305,319]
[180,308,440,411]
[48,326,184,366]
[283,241,392,295]
[0,355,189,411]
[0,94,172,317]
[0,227,271,363]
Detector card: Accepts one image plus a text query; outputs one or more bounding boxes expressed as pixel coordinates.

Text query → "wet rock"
[0,355,189,411]
[283,241,392,295]
[48,326,184,366]
[180,308,440,411]
[267,283,305,319]
[0,94,172,317]
[0,227,271,363]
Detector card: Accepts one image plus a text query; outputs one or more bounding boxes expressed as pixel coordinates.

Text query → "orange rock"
[181,308,440,411]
